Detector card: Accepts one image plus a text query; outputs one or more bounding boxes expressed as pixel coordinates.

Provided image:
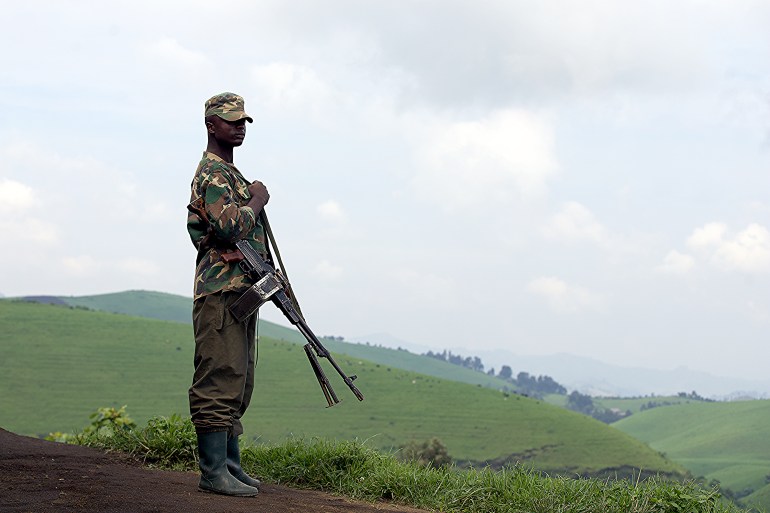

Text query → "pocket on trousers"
[219,291,241,330]
[201,293,225,331]
[193,294,224,334]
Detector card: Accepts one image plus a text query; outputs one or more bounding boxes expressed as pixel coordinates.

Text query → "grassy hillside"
[595,396,704,413]
[614,401,770,510]
[27,290,518,391]
[57,290,194,323]
[0,300,682,478]
[320,340,514,390]
[543,394,705,414]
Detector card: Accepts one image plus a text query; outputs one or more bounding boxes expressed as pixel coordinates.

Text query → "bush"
[49,407,196,470]
[46,405,135,443]
[397,437,452,468]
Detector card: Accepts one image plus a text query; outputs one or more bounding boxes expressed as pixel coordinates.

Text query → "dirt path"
[0,428,429,513]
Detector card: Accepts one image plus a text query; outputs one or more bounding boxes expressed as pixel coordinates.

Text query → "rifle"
[227,239,364,407]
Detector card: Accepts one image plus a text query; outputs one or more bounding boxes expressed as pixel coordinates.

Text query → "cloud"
[0,142,139,220]
[313,200,356,242]
[61,255,160,280]
[746,300,770,324]
[251,62,336,116]
[528,276,606,313]
[656,250,696,275]
[0,178,35,212]
[148,37,210,68]
[264,0,731,110]
[544,201,609,246]
[10,219,58,244]
[0,142,173,280]
[387,268,460,310]
[140,202,173,222]
[410,109,556,210]
[117,258,161,276]
[687,222,727,249]
[687,222,770,273]
[314,259,343,281]
[62,255,99,276]
[316,200,346,222]
[0,178,58,244]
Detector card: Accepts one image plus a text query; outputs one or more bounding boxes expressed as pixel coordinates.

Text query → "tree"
[498,365,513,380]
[516,371,535,390]
[566,391,595,415]
[536,375,567,395]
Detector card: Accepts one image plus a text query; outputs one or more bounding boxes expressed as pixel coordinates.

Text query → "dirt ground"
[0,428,430,513]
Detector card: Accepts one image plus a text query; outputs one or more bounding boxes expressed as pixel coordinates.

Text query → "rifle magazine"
[229,273,280,323]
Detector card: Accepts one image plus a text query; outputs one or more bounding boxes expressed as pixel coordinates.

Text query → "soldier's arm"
[202,172,257,242]
[247,180,269,214]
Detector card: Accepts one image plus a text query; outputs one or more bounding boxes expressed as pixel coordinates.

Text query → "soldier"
[186,92,269,496]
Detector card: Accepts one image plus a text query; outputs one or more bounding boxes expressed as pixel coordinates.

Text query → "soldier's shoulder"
[196,156,232,179]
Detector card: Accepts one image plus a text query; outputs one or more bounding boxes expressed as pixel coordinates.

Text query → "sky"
[1,1,768,382]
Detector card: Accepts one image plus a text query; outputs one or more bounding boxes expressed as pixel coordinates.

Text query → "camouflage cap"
[204,92,253,123]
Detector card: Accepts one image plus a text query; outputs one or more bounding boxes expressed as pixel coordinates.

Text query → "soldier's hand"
[247,180,270,212]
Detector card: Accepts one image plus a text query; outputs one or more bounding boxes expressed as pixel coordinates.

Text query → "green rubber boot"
[197,431,258,496]
[227,435,262,488]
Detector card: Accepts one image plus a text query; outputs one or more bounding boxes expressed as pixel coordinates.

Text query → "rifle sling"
[260,211,305,321]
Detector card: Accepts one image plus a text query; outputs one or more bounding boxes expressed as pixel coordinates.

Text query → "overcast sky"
[1,1,768,381]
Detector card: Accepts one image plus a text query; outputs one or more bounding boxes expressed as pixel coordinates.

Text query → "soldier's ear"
[206,121,215,134]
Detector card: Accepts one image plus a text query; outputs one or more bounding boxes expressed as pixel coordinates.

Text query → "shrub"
[397,437,452,468]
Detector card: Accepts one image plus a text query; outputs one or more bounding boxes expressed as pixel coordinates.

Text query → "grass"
[71,413,738,513]
[614,400,770,511]
[44,290,519,391]
[246,437,724,513]
[0,299,682,479]
[0,300,194,435]
[59,290,195,324]
[594,396,699,413]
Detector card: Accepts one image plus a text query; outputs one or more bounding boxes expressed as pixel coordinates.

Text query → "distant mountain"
[17,295,67,305]
[463,349,770,399]
[351,332,770,398]
[349,332,434,354]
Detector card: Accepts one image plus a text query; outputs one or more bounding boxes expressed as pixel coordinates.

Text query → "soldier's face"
[208,117,247,147]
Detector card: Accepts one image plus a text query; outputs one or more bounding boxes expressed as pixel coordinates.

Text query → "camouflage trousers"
[189,291,257,436]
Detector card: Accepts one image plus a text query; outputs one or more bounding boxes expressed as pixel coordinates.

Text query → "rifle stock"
[230,240,364,406]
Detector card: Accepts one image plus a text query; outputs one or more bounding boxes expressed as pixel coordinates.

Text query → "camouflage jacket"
[187,151,267,300]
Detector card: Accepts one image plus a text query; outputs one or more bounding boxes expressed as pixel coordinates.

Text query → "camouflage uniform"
[187,151,267,300]
[187,93,265,436]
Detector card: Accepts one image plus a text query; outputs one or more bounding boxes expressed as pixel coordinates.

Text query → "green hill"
[594,396,699,413]
[0,300,683,479]
[613,400,770,510]
[22,290,519,392]
[27,290,195,323]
